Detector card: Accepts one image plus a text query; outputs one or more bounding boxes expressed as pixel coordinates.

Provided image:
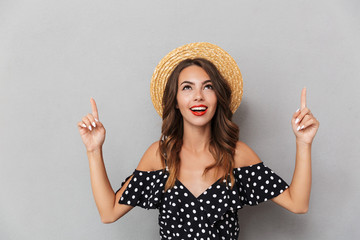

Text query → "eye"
[182,85,191,90]
[204,84,213,90]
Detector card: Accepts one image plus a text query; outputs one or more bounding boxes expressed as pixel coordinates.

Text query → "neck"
[182,122,212,153]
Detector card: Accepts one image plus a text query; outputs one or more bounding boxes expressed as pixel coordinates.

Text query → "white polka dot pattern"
[233,162,289,207]
[117,162,289,239]
[117,169,167,209]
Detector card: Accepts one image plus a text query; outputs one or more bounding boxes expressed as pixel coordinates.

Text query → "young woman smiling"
[77,43,319,239]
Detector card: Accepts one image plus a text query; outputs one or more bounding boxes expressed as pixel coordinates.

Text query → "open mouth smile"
[189,105,208,116]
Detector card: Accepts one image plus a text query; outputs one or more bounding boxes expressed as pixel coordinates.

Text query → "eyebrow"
[180,80,212,86]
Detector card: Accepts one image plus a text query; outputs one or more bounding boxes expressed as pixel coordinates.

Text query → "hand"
[291,88,320,145]
[77,98,106,152]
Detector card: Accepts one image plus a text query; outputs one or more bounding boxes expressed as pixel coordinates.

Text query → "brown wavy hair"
[159,58,239,191]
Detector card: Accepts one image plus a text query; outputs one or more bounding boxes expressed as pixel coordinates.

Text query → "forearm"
[289,141,312,213]
[87,148,116,221]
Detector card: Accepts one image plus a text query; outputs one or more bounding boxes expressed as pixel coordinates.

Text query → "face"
[176,65,217,128]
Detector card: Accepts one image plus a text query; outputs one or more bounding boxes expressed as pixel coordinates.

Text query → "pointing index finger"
[90,97,99,120]
[301,87,307,110]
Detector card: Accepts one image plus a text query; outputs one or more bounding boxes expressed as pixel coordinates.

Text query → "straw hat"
[150,42,243,117]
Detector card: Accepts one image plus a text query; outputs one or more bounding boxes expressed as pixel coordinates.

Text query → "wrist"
[87,147,103,155]
[296,140,312,148]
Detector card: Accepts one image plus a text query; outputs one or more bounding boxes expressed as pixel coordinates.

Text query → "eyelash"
[182,84,213,90]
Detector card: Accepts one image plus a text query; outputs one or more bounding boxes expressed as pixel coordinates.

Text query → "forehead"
[178,65,210,83]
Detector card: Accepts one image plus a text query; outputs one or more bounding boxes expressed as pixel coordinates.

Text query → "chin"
[184,116,215,128]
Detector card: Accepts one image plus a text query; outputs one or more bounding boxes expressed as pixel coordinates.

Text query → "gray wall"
[1,0,359,239]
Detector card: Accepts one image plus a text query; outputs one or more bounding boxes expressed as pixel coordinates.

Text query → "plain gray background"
[1,0,359,239]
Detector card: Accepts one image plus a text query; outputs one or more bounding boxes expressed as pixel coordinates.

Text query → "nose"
[194,88,204,101]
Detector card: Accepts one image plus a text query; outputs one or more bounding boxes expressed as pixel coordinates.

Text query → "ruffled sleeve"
[233,162,289,206]
[116,169,168,210]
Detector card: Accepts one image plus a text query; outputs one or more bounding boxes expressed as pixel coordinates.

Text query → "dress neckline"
[175,177,223,199]
[134,161,264,173]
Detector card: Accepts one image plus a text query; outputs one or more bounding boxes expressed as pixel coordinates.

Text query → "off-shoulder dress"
[116,162,289,240]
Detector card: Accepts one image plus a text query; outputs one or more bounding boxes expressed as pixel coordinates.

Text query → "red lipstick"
[189,105,208,116]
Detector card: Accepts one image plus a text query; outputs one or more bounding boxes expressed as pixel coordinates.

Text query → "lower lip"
[190,109,208,116]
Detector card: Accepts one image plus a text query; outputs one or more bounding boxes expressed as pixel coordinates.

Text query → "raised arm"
[271,87,320,213]
[77,98,128,223]
[77,98,131,223]
[77,99,163,223]
[86,148,134,223]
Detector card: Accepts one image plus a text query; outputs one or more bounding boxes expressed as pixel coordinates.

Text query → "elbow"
[300,207,309,214]
[101,217,114,224]
[292,206,309,214]
[101,214,116,224]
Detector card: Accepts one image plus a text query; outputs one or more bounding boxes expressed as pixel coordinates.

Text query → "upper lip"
[190,104,208,109]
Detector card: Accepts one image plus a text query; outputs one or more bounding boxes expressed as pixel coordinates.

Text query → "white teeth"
[190,107,207,111]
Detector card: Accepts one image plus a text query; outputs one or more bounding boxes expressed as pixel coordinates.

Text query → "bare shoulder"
[233,141,262,168]
[135,140,164,171]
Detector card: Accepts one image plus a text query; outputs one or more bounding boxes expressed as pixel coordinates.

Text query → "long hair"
[159,58,239,191]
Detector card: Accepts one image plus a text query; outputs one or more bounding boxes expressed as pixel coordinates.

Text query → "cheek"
[208,93,218,107]
[176,95,185,110]
[176,93,190,107]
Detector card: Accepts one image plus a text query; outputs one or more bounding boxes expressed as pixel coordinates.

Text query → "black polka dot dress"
[117,162,289,239]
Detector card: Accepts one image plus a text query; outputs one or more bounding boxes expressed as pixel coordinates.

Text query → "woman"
[77,42,319,239]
